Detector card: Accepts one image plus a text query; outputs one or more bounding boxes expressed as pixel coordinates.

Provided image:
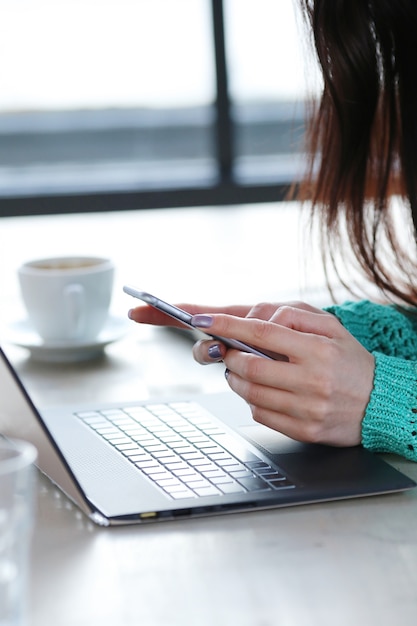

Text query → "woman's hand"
[191,303,375,448]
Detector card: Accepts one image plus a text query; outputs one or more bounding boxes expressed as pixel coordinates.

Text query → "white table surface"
[1,203,417,626]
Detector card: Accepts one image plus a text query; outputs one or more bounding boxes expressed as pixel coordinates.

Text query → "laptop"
[0,345,414,526]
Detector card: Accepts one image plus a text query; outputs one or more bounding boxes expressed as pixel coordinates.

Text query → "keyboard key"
[259,472,285,481]
[159,435,183,443]
[143,444,170,453]
[182,478,210,489]
[133,435,158,444]
[115,443,143,452]
[218,482,245,494]
[105,436,132,445]
[154,478,182,488]
[123,449,149,459]
[216,459,242,468]
[135,459,162,474]
[192,465,218,475]
[269,479,295,490]
[141,465,166,475]
[192,486,221,497]
[149,471,172,481]
[163,484,194,495]
[93,426,120,434]
[163,462,190,471]
[152,452,179,461]
[187,458,214,468]
[210,475,234,485]
[141,467,164,480]
[229,469,254,479]
[246,461,272,470]
[253,465,275,475]
[169,490,196,500]
[237,476,272,492]
[180,452,205,460]
[179,472,201,483]
[210,434,261,463]
[206,451,232,461]
[172,468,196,477]
[128,454,153,463]
[169,444,196,453]
[200,427,225,436]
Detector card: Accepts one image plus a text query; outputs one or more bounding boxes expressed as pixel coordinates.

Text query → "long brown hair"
[297,0,417,305]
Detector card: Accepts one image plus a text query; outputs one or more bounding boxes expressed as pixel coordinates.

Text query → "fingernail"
[128,309,134,320]
[208,344,223,360]
[191,314,214,329]
[224,368,230,380]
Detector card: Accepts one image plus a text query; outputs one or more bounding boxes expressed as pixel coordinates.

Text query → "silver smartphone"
[123,285,277,360]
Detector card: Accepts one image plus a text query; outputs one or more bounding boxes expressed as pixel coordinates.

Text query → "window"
[224,0,319,183]
[0,0,320,216]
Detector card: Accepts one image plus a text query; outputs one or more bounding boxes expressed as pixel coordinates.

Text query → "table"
[1,204,417,626]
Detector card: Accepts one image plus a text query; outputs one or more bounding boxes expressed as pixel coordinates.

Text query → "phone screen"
[123,285,277,360]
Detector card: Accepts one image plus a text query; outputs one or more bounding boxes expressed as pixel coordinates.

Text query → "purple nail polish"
[191,314,214,329]
[208,344,222,360]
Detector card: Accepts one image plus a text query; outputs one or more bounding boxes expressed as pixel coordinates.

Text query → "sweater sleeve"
[323,300,417,461]
[362,353,417,460]
[324,300,417,358]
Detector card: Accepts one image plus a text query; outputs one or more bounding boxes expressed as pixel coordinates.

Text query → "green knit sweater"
[324,300,417,461]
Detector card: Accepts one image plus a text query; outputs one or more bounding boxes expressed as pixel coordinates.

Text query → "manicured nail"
[128,309,134,320]
[224,368,230,380]
[208,344,223,360]
[191,314,214,329]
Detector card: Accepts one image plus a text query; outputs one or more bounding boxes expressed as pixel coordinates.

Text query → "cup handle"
[64,283,85,339]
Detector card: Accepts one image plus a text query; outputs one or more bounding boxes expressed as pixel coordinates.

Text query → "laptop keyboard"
[76,401,295,500]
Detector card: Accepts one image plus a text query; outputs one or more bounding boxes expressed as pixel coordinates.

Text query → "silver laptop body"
[0,346,414,526]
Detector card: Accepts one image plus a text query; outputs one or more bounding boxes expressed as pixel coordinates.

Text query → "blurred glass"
[0,438,37,626]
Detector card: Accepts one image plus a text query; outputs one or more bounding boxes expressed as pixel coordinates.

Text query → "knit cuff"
[362,352,417,461]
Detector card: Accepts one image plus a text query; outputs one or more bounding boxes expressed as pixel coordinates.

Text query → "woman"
[128,1,417,461]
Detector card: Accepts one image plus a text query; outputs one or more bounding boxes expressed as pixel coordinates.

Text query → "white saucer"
[5,315,130,363]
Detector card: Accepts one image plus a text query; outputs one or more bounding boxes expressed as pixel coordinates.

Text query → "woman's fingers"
[127,303,252,328]
[192,302,331,364]
[246,301,326,320]
[191,308,339,363]
[223,358,370,446]
[128,305,184,328]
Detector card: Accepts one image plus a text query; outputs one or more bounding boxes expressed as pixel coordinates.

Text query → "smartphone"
[123,285,276,360]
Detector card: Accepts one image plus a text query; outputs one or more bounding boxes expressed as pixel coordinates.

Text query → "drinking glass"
[0,439,37,626]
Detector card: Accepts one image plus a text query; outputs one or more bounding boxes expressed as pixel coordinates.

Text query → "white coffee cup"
[18,256,114,343]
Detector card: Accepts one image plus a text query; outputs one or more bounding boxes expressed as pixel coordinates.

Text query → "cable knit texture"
[324,300,417,461]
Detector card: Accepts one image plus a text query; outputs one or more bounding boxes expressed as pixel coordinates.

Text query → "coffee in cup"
[17,256,114,343]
